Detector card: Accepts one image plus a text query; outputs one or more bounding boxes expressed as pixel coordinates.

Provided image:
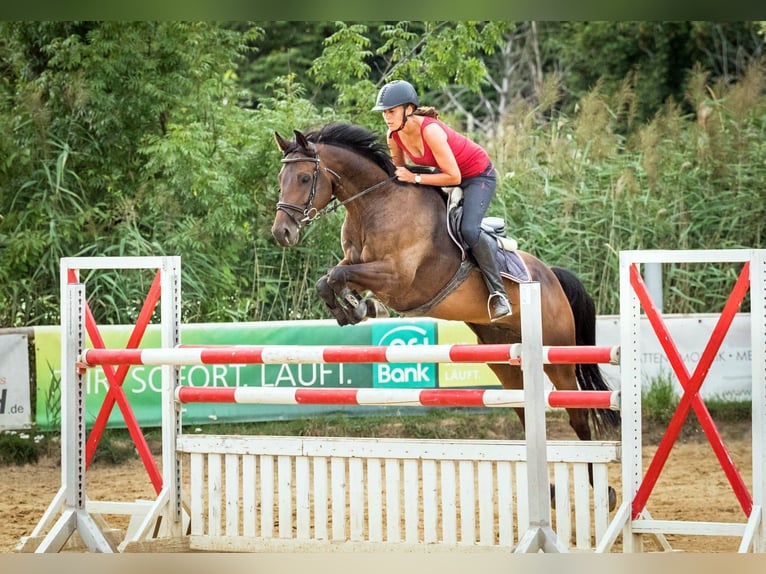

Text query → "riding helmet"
[371,80,419,111]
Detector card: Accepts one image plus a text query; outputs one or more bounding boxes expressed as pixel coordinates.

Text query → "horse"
[271,122,620,509]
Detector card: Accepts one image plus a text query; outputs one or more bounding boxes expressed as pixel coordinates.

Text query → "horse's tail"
[551,266,621,436]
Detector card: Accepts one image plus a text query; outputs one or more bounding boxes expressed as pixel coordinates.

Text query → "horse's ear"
[293,130,312,153]
[274,131,291,154]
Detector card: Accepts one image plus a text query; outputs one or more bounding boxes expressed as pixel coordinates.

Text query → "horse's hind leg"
[547,364,617,512]
[544,365,594,441]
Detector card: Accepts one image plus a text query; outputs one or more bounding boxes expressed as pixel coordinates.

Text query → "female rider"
[372,79,512,321]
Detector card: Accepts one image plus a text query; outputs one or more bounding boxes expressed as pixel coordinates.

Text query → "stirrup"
[488,292,512,322]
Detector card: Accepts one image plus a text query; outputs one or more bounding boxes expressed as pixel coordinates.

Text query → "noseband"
[276,147,396,227]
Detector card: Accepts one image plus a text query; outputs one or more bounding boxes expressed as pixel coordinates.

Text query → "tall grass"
[487,64,765,316]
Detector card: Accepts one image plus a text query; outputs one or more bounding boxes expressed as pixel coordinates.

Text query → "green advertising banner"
[34,317,503,430]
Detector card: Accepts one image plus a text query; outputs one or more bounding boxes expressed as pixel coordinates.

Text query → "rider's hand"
[395,166,415,183]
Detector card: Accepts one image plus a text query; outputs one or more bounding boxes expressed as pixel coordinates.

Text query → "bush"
[0,431,43,466]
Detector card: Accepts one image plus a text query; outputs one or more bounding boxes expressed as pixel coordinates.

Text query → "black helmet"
[371,80,419,111]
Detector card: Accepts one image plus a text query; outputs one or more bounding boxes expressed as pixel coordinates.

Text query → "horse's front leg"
[316,274,353,326]
[325,260,397,325]
[316,268,374,326]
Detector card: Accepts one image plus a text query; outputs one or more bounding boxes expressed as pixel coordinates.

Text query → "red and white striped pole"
[175,386,621,410]
[79,343,619,367]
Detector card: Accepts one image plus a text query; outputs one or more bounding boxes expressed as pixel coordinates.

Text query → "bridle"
[276,146,396,227]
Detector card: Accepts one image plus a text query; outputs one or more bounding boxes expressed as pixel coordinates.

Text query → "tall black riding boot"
[472,233,512,321]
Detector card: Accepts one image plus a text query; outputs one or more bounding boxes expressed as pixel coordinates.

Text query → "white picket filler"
[596,249,766,553]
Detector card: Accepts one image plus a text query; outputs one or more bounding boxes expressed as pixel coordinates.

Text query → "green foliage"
[0,21,763,329]
[90,430,139,466]
[491,61,765,315]
[42,362,62,430]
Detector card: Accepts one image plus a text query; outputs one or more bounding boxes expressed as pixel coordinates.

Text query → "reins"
[277,150,396,226]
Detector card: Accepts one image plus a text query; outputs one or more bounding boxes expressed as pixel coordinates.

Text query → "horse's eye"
[300,174,311,184]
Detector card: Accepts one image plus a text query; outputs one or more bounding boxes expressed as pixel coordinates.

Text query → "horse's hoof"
[342,289,361,307]
[328,306,350,326]
[608,486,617,512]
[365,299,389,318]
[351,301,368,323]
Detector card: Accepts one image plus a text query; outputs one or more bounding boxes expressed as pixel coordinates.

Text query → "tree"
[0,22,274,325]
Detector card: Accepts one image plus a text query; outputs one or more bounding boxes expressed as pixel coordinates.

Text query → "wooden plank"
[496,461,514,546]
[385,459,401,543]
[295,456,311,540]
[440,460,457,544]
[259,455,275,538]
[278,455,293,538]
[367,459,383,542]
[313,457,328,540]
[458,460,475,544]
[178,435,620,464]
[477,461,494,545]
[207,453,222,537]
[553,462,571,549]
[242,455,257,537]
[225,453,239,536]
[573,463,591,549]
[403,460,419,543]
[422,459,438,543]
[190,454,204,536]
[349,458,364,541]
[331,457,346,540]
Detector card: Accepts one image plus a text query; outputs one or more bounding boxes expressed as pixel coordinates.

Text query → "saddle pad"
[497,248,530,283]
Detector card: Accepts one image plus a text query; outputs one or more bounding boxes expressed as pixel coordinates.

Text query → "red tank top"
[392,116,490,178]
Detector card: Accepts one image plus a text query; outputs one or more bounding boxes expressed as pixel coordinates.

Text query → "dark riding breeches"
[458,162,497,249]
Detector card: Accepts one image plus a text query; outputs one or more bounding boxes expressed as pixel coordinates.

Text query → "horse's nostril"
[272,225,296,247]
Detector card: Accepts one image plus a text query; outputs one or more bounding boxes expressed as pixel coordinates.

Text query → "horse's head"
[271,129,337,247]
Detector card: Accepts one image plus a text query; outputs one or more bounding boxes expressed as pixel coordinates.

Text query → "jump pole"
[174,386,620,410]
[80,343,620,367]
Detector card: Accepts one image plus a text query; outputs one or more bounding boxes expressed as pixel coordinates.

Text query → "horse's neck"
[324,149,396,211]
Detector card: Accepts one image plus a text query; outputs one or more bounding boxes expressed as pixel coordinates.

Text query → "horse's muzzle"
[271,221,300,247]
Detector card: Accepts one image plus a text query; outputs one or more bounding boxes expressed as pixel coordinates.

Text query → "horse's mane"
[303,122,396,177]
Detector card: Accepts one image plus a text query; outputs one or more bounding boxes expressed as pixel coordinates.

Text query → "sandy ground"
[1,421,756,554]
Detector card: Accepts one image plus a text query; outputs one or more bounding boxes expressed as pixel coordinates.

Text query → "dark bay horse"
[271,122,620,506]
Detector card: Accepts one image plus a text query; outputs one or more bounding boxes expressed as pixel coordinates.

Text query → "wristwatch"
[414,174,422,184]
